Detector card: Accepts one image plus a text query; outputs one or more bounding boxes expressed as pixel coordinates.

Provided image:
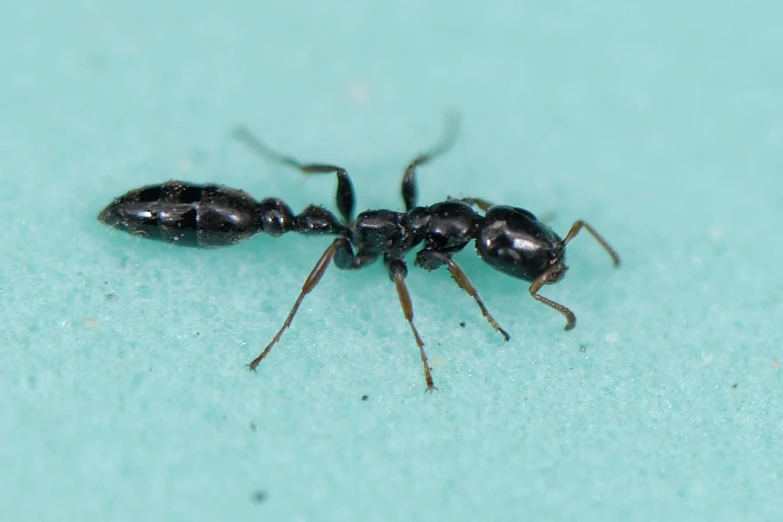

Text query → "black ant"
[98,117,620,391]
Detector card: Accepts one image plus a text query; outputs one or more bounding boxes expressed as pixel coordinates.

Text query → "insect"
[98,117,620,391]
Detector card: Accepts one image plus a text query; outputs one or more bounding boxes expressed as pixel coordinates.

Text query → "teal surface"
[2,1,782,520]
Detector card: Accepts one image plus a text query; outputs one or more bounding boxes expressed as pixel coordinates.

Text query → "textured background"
[2,1,782,521]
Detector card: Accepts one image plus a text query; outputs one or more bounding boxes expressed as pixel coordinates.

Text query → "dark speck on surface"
[580,344,587,352]
[459,321,466,328]
[252,490,267,503]
[250,422,256,431]
[361,395,368,401]
[106,293,118,301]
[732,383,738,389]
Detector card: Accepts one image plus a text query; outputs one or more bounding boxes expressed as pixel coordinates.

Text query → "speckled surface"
[2,1,782,521]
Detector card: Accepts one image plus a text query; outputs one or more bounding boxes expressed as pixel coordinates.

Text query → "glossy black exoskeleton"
[98,117,620,391]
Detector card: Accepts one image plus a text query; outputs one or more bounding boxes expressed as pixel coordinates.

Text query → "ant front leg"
[449,197,557,223]
[401,113,460,211]
[416,248,509,341]
[446,196,495,213]
[233,126,355,224]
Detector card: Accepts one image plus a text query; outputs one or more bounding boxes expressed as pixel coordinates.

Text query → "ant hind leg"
[247,237,356,371]
[234,126,356,224]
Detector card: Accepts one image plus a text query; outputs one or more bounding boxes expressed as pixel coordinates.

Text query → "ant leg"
[529,265,577,331]
[335,243,378,270]
[388,258,437,392]
[446,196,494,212]
[562,220,621,267]
[449,197,556,222]
[401,113,460,211]
[234,126,355,223]
[444,258,510,341]
[415,248,509,341]
[248,237,353,370]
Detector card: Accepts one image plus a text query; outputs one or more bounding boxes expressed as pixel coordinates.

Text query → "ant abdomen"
[98,180,261,247]
[100,180,353,248]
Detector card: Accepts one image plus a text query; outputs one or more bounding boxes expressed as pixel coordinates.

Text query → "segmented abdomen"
[100,180,260,247]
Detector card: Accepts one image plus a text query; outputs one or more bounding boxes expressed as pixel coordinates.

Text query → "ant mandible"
[98,117,620,391]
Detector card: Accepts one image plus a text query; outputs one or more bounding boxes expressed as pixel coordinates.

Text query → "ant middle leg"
[401,113,460,211]
[248,237,356,371]
[415,248,509,341]
[234,126,355,224]
[387,258,437,392]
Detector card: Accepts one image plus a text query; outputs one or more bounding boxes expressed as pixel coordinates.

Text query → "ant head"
[475,206,566,284]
